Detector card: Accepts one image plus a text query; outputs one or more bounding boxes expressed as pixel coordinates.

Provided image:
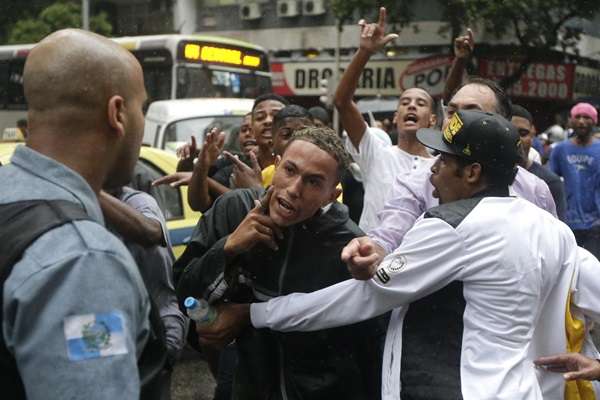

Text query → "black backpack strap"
[0,200,90,271]
[0,199,90,400]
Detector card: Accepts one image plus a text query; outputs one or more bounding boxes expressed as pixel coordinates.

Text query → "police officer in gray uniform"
[0,30,150,399]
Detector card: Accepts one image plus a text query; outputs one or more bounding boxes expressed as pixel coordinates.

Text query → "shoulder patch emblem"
[64,312,128,361]
[375,255,408,284]
[387,255,407,273]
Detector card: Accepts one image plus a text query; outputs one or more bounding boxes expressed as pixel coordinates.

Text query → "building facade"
[126,0,600,128]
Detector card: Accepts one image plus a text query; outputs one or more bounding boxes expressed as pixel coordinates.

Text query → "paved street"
[169,327,600,400]
[172,347,216,400]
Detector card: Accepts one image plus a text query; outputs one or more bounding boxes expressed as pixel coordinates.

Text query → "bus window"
[131,49,173,103]
[0,61,8,108]
[7,60,26,110]
[0,60,26,110]
[143,65,172,103]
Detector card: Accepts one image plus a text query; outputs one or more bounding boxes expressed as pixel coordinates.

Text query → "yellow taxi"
[0,141,201,259]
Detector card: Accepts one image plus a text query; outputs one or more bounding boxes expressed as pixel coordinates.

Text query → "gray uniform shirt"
[1,146,150,400]
[116,187,186,361]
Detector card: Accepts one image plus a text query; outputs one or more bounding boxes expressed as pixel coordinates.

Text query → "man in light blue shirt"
[550,102,600,259]
[0,29,151,399]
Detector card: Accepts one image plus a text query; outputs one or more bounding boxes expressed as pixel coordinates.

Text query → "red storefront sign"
[271,62,295,96]
[398,55,453,97]
[479,60,575,100]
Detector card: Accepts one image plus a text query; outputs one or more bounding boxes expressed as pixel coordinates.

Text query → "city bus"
[0,34,272,137]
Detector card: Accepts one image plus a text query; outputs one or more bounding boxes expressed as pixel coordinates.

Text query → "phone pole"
[82,0,90,31]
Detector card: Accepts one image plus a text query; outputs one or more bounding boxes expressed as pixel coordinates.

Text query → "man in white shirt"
[335,7,437,232]
[198,110,579,400]
[367,77,557,258]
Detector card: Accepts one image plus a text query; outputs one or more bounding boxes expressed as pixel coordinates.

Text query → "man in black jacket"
[511,104,567,221]
[175,126,385,400]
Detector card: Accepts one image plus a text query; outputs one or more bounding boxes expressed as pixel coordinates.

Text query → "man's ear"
[392,111,398,125]
[429,112,438,128]
[465,162,482,183]
[274,154,282,168]
[322,182,342,206]
[332,185,342,203]
[107,95,125,138]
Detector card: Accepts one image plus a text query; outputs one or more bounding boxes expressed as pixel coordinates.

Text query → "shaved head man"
[0,30,155,400]
[25,29,147,190]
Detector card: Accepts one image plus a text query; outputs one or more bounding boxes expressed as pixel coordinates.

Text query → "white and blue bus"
[0,34,272,137]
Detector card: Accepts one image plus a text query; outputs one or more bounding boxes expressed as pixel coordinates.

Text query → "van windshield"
[162,115,244,153]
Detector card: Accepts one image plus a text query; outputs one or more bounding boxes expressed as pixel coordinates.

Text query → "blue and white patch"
[64,312,128,361]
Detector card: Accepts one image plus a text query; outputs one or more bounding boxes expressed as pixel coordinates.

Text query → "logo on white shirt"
[387,255,407,273]
[375,255,408,284]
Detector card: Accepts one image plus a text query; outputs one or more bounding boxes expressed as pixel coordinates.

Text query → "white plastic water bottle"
[184,297,218,326]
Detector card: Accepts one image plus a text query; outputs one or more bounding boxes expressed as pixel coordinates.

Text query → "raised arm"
[334,7,398,149]
[187,129,225,212]
[442,29,474,103]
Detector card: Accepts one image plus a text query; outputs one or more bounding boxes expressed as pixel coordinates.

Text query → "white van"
[143,98,254,153]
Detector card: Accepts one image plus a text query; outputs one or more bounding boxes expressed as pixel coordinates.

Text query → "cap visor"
[416,128,461,156]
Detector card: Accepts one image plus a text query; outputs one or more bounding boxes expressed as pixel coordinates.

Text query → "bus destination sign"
[180,41,263,70]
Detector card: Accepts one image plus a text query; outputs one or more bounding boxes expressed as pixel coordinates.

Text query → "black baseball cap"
[416,110,521,171]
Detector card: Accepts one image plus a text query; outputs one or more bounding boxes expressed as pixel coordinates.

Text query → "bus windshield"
[176,66,271,99]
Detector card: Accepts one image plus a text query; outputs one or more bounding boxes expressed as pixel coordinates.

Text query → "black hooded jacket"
[175,188,386,400]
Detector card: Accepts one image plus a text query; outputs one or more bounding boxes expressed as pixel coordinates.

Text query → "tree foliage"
[330,0,415,31]
[7,0,112,44]
[458,0,596,51]
[0,0,51,44]
[453,0,598,87]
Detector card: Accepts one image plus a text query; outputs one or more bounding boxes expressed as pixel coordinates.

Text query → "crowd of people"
[2,5,600,400]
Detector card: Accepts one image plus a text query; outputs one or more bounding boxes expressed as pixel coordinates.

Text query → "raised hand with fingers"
[224,150,263,190]
[199,127,226,170]
[358,7,399,55]
[454,28,474,59]
[341,236,386,280]
[223,187,284,256]
[196,303,251,349]
[535,353,600,381]
[176,135,200,172]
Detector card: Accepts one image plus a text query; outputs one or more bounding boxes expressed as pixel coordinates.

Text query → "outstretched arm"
[535,353,600,381]
[99,190,164,246]
[334,7,398,149]
[251,217,464,332]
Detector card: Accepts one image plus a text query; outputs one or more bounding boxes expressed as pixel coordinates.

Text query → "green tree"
[331,0,415,31]
[7,0,112,44]
[444,0,598,88]
[0,0,51,44]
